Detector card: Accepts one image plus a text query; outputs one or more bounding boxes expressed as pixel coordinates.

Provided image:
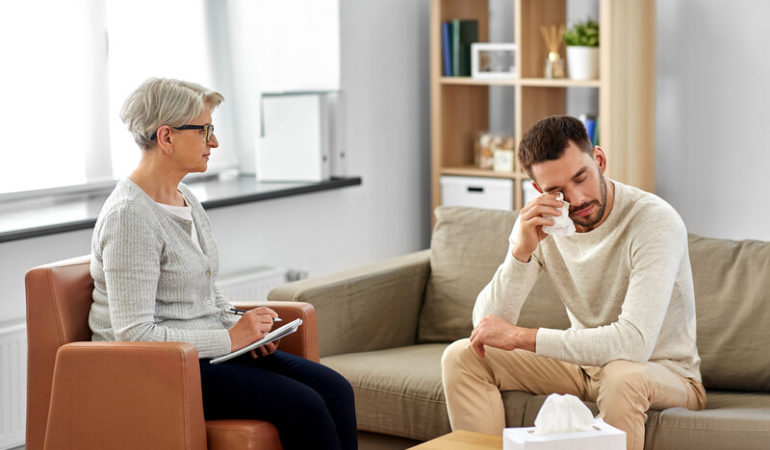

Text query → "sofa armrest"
[44,342,207,450]
[234,301,319,363]
[268,250,431,357]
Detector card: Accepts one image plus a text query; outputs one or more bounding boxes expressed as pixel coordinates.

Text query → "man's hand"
[470,314,538,358]
[228,306,279,352]
[512,192,564,262]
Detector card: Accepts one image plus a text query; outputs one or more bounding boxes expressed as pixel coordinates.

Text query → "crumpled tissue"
[542,192,575,237]
[532,393,595,435]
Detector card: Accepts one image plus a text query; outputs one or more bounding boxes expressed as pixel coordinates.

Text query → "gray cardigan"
[89,179,239,358]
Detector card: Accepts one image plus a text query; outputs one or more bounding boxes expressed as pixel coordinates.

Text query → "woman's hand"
[228,306,278,352]
[250,339,280,359]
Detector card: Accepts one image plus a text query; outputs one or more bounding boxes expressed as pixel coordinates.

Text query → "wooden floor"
[358,431,421,450]
[408,430,501,449]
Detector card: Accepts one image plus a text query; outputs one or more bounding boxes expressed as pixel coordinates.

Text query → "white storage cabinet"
[440,176,513,211]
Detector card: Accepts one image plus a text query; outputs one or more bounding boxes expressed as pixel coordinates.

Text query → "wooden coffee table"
[408,430,502,449]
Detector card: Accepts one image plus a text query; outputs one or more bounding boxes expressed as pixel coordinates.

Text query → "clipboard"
[210,318,303,364]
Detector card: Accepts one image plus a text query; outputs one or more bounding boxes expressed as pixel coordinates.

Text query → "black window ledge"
[0,175,361,243]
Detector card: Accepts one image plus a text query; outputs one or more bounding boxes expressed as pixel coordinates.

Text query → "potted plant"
[563,19,599,80]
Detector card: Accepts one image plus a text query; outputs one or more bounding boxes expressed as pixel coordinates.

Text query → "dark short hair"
[517,115,593,178]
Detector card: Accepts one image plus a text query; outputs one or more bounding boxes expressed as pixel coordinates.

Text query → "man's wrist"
[517,327,537,353]
[512,246,532,263]
[510,326,538,353]
[527,328,538,353]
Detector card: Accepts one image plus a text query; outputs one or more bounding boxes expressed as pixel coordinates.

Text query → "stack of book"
[579,114,599,146]
[441,19,478,77]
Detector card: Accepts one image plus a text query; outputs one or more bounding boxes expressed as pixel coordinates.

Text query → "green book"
[452,19,478,77]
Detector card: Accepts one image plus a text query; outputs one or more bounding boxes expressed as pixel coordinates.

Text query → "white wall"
[656,0,770,241]
[214,0,432,276]
[0,0,431,324]
[0,230,93,321]
[4,0,769,322]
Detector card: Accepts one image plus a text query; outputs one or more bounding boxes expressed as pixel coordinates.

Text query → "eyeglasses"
[150,124,215,142]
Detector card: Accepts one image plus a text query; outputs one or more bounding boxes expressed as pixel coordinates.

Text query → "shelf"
[519,78,600,87]
[430,0,655,213]
[440,77,518,86]
[441,166,522,180]
[439,77,600,88]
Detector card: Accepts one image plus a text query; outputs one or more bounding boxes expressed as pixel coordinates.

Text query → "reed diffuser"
[540,24,565,79]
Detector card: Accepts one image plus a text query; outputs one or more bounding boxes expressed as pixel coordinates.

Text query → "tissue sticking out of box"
[533,393,595,435]
[542,192,575,237]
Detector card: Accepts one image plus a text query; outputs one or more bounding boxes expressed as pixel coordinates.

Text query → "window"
[106,0,221,179]
[1,0,95,193]
[0,0,340,196]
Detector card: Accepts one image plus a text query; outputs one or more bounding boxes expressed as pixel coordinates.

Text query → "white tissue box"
[503,419,626,450]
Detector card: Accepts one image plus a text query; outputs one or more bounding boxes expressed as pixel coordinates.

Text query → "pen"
[228,308,282,321]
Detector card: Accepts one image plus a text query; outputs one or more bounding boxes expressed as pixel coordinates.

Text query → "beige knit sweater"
[473,181,702,381]
[89,179,239,358]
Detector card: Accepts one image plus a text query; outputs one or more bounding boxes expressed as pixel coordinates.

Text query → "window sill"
[0,175,362,243]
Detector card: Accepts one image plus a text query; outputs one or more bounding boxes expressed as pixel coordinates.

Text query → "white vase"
[566,46,599,80]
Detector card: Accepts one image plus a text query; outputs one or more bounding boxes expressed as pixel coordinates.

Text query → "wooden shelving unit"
[430,0,656,213]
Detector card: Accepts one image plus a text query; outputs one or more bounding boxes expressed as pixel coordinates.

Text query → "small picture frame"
[471,43,517,79]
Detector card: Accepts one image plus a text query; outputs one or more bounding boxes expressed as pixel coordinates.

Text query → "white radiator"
[217,266,290,305]
[0,321,26,450]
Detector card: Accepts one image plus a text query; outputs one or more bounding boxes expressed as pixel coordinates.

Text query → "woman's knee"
[327,370,355,408]
[311,363,355,403]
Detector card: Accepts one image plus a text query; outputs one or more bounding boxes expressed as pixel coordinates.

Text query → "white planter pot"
[566,46,599,80]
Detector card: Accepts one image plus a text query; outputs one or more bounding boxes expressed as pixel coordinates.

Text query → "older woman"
[88,78,357,450]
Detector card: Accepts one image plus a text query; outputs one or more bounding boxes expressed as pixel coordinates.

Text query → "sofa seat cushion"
[326,341,770,449]
[322,344,570,442]
[322,344,452,441]
[644,391,770,450]
[514,391,770,450]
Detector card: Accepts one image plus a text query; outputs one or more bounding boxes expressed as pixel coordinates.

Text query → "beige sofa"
[269,206,770,449]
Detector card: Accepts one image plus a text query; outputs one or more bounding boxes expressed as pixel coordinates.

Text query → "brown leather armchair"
[25,255,320,450]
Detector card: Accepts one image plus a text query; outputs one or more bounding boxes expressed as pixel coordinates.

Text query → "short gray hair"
[120,78,224,150]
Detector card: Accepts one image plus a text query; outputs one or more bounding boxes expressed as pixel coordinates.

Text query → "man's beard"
[569,171,607,230]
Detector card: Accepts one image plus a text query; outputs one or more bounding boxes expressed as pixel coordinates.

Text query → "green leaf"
[563,19,599,47]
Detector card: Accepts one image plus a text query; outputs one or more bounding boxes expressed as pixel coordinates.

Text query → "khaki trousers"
[441,338,706,450]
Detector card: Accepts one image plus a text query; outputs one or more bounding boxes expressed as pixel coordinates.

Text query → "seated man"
[441,115,706,450]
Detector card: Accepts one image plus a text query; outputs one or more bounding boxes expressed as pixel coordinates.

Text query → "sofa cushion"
[517,391,770,450]
[418,207,517,342]
[643,391,770,450]
[321,344,452,441]
[322,344,560,442]
[688,234,770,391]
[326,343,770,447]
[418,206,569,342]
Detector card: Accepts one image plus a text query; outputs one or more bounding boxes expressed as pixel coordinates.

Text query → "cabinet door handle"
[467,186,484,193]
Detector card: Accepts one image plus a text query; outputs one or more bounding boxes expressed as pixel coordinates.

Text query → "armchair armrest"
[268,250,431,357]
[234,301,319,363]
[44,341,206,450]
